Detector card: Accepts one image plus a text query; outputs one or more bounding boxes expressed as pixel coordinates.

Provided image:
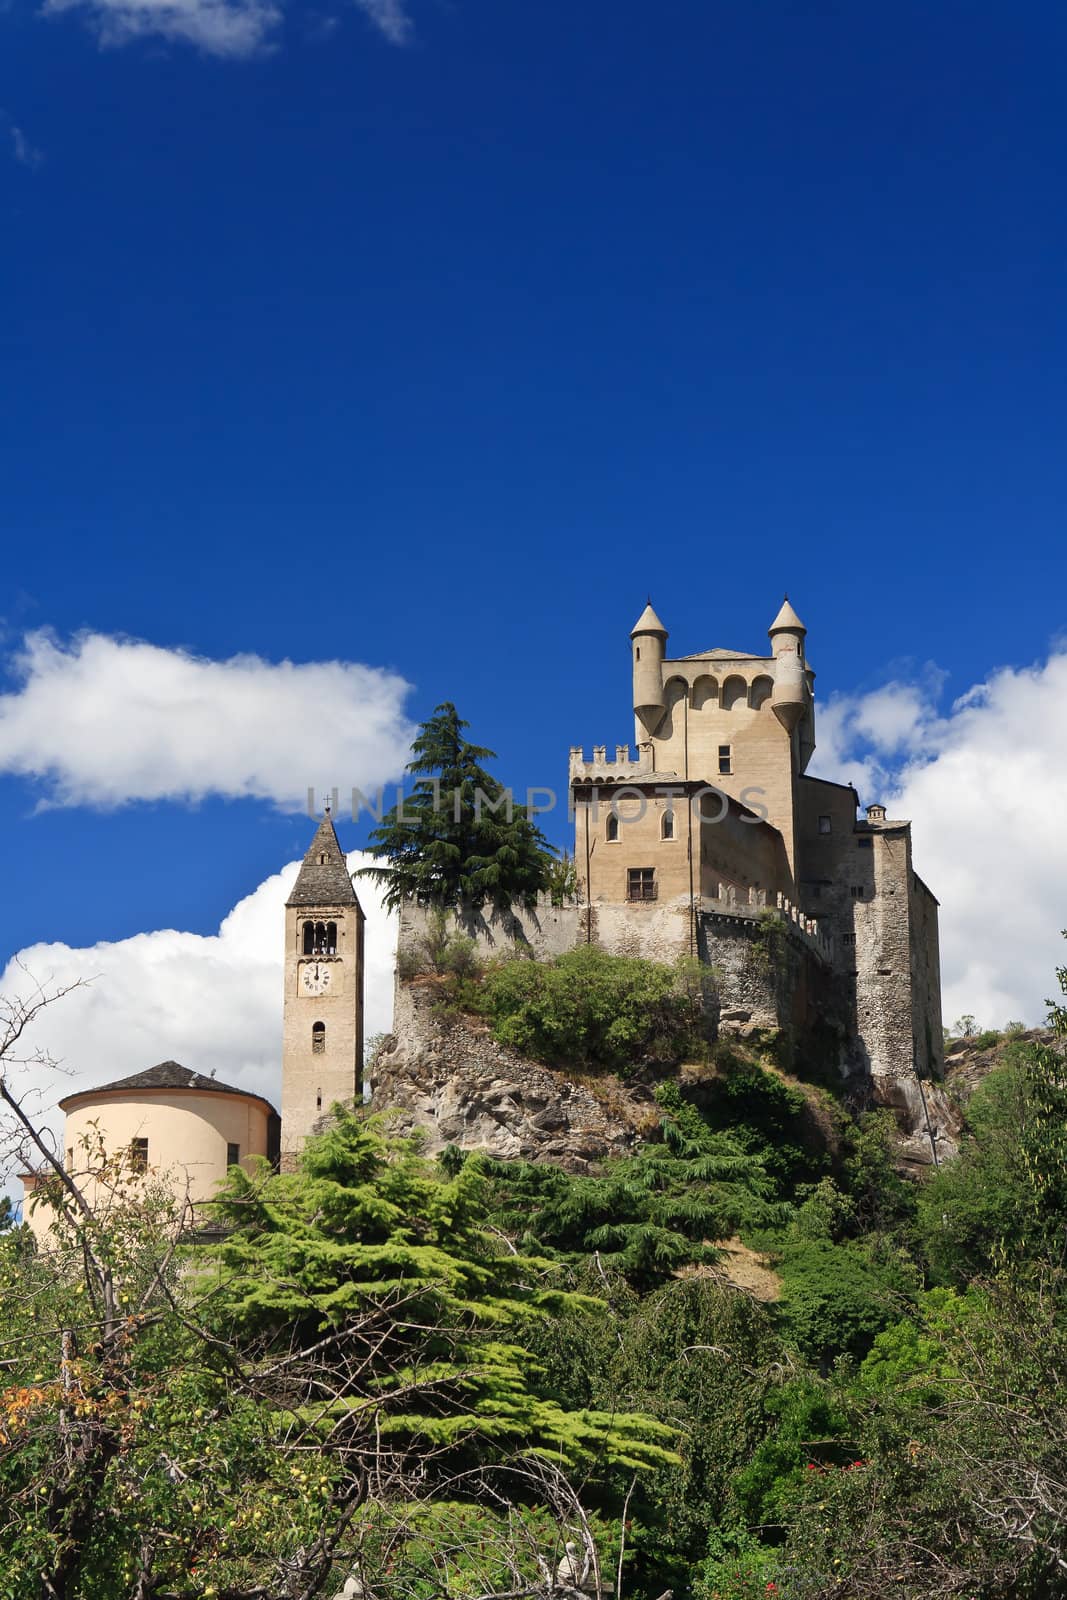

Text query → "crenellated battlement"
[568,743,654,782]
[700,887,832,964]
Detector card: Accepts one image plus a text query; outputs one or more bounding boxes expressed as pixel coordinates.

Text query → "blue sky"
[2,0,1067,1108]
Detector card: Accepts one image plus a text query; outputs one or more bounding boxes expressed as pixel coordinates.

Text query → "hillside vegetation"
[2,948,1065,1598]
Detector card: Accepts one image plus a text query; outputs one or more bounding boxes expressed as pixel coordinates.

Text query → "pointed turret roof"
[769,595,806,635]
[630,601,668,637]
[286,815,359,908]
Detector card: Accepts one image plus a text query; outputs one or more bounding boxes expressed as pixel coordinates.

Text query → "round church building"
[21,1061,279,1244]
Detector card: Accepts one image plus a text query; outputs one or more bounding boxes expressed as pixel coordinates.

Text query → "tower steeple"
[281,815,365,1166]
[286,814,359,909]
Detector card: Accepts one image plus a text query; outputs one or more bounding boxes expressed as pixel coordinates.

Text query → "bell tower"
[281,811,365,1166]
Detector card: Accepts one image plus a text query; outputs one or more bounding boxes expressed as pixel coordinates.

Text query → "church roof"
[630,601,668,637]
[59,1061,277,1115]
[286,815,360,908]
[769,596,806,634]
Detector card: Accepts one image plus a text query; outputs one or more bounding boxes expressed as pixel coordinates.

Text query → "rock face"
[369,979,653,1170]
[870,1072,964,1168]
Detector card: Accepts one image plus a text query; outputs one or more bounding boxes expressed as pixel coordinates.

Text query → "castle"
[19,594,948,1231]
[386,596,946,1156]
[568,597,943,1087]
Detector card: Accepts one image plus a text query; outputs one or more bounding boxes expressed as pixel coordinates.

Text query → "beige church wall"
[22,1088,272,1248]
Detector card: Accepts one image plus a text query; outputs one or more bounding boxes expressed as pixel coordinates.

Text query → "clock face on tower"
[300,961,333,996]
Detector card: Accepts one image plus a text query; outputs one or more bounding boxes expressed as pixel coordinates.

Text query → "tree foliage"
[359,703,555,913]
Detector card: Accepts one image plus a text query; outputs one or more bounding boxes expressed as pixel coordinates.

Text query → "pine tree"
[205,1110,677,1472]
[359,703,555,913]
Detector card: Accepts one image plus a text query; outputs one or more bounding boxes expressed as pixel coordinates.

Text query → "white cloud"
[38,0,413,55]
[10,125,43,168]
[42,0,284,56]
[812,649,1067,1030]
[353,0,411,45]
[0,630,415,812]
[1,850,397,1182]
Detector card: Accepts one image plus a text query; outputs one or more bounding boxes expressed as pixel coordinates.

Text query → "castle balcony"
[568,744,654,784]
[699,886,833,966]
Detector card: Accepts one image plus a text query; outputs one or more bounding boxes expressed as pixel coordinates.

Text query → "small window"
[858,837,873,849]
[718,745,732,775]
[316,1088,323,1111]
[130,1137,149,1173]
[842,931,855,946]
[302,921,314,954]
[661,809,675,840]
[850,885,865,899]
[627,867,657,902]
[226,1142,240,1168]
[312,1021,326,1054]
[818,815,832,835]
[606,812,619,843]
[319,853,328,865]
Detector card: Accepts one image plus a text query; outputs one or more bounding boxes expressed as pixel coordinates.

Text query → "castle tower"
[631,601,668,740]
[281,813,365,1165]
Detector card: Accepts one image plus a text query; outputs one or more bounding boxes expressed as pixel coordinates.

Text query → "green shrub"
[765,1237,913,1368]
[974,1028,1001,1050]
[475,945,707,1073]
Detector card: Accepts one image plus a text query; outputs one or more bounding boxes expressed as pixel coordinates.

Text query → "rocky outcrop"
[870,1072,964,1168]
[369,979,655,1171]
[943,1028,1058,1103]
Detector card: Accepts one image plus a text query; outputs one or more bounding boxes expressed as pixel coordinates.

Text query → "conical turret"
[631,601,668,737]
[769,595,807,733]
[768,595,807,658]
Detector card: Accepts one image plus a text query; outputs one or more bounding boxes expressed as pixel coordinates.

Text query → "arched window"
[692,675,719,710]
[661,809,675,840]
[302,921,314,955]
[722,675,747,711]
[606,812,619,843]
[326,920,337,954]
[312,1021,326,1054]
[750,674,774,710]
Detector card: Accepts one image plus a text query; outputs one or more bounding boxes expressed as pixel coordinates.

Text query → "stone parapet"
[568,744,654,783]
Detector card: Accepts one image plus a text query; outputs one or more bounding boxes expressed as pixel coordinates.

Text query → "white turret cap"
[630,601,668,638]
[769,596,806,637]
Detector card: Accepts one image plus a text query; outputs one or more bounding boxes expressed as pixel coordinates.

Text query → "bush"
[766,1237,913,1368]
[974,1029,1001,1050]
[475,945,707,1074]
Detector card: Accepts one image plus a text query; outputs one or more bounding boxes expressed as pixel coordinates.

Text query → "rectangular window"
[857,836,873,849]
[718,744,732,775]
[130,1138,149,1173]
[842,931,855,946]
[850,885,865,899]
[818,815,832,835]
[227,1142,241,1168]
[627,867,657,902]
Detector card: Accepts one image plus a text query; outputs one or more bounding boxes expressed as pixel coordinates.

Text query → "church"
[19,815,367,1236]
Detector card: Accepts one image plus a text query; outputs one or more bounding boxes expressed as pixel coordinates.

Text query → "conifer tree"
[358,703,555,912]
[206,1109,677,1472]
